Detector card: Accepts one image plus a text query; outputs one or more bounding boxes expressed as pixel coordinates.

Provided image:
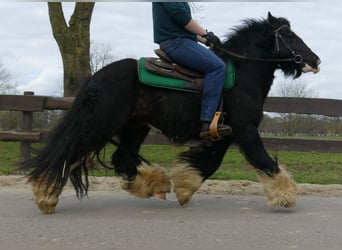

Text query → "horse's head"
[267,12,321,78]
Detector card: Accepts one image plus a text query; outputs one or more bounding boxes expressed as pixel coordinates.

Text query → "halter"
[217,24,303,64]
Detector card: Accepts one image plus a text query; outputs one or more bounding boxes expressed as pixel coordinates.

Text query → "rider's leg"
[160,38,231,138]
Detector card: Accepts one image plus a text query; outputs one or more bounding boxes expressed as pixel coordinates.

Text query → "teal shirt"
[152,2,197,44]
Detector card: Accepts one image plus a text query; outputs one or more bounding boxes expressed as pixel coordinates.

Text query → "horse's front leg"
[235,124,297,207]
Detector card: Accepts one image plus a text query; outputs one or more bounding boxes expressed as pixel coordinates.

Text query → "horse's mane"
[217,16,302,78]
[219,17,291,58]
[225,18,269,41]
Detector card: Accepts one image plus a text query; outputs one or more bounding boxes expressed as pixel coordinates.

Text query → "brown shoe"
[200,122,232,140]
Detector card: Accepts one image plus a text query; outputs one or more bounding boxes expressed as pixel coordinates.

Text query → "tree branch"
[69,2,95,29]
[47,2,68,40]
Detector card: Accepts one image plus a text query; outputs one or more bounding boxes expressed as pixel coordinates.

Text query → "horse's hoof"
[172,166,203,206]
[122,163,171,199]
[257,166,298,208]
[174,188,193,207]
[31,178,61,214]
[36,200,57,214]
[34,191,59,214]
[267,194,296,208]
[154,192,167,200]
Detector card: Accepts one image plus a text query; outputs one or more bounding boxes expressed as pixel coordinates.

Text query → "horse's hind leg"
[31,178,62,214]
[30,160,81,214]
[31,178,65,214]
[172,140,231,206]
[112,123,171,199]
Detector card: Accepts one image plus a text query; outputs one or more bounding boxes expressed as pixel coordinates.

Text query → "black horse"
[22,13,320,213]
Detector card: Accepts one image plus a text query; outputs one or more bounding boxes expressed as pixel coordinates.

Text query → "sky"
[0,1,341,100]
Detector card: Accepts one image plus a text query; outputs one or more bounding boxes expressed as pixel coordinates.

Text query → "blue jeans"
[160,38,226,122]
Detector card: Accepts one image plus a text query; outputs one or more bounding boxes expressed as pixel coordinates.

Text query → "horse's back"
[92,58,138,85]
[78,58,139,99]
[100,58,138,74]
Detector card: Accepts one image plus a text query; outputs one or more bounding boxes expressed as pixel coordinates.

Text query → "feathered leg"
[236,124,297,207]
[112,123,171,199]
[172,139,232,206]
[30,160,81,214]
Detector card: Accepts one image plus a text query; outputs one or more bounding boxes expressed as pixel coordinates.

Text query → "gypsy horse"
[21,13,320,213]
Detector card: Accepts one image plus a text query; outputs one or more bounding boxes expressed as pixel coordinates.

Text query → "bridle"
[216,24,304,64]
[274,25,304,64]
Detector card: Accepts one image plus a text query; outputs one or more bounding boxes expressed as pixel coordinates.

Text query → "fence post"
[20,91,34,163]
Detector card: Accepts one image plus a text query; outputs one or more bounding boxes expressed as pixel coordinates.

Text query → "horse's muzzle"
[302,58,321,74]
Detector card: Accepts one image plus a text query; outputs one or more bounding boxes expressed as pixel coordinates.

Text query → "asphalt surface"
[1,189,341,250]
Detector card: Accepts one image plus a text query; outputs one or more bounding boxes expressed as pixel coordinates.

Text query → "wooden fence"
[1,91,342,162]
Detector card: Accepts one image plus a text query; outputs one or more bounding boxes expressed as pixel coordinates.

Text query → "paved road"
[1,189,341,250]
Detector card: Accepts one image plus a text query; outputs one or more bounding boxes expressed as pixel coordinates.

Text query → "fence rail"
[1,92,342,162]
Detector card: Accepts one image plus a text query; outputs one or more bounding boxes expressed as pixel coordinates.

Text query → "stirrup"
[210,111,231,141]
[209,112,222,140]
[201,112,231,141]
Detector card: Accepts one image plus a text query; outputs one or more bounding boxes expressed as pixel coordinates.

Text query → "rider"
[152,2,232,139]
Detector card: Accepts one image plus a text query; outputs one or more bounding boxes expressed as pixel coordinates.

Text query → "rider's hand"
[202,31,221,48]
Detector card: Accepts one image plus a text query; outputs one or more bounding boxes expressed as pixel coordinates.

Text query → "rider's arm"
[184,19,208,44]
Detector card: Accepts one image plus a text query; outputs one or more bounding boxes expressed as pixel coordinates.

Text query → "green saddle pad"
[138,57,235,93]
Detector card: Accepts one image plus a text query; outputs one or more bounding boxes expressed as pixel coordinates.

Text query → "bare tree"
[48,2,95,97]
[0,61,11,93]
[189,3,204,20]
[278,80,317,98]
[90,41,115,74]
[278,81,318,136]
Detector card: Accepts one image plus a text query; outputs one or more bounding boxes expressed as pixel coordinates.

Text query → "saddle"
[144,49,227,141]
[144,49,204,90]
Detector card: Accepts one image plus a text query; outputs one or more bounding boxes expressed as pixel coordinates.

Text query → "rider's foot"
[199,122,232,140]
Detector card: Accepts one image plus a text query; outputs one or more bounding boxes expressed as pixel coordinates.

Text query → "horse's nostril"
[317,58,321,66]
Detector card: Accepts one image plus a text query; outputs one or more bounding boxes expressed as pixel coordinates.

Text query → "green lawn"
[0,142,20,175]
[1,142,341,184]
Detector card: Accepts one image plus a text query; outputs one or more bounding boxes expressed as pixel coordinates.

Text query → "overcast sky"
[0,1,341,99]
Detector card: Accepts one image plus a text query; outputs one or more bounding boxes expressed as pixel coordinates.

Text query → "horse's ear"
[268,12,279,28]
[268,12,276,21]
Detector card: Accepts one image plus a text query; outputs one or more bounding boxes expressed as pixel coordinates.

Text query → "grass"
[215,149,342,184]
[0,142,20,175]
[0,141,341,184]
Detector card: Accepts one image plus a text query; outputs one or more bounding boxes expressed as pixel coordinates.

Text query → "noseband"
[217,24,303,64]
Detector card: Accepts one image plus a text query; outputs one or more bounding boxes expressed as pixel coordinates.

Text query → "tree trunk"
[48,2,94,97]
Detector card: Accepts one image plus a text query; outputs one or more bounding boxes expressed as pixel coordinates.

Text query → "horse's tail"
[20,58,139,197]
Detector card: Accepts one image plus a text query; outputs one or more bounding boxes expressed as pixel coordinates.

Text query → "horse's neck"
[232,56,277,101]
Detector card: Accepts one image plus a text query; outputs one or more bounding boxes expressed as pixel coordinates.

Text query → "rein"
[216,25,303,64]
